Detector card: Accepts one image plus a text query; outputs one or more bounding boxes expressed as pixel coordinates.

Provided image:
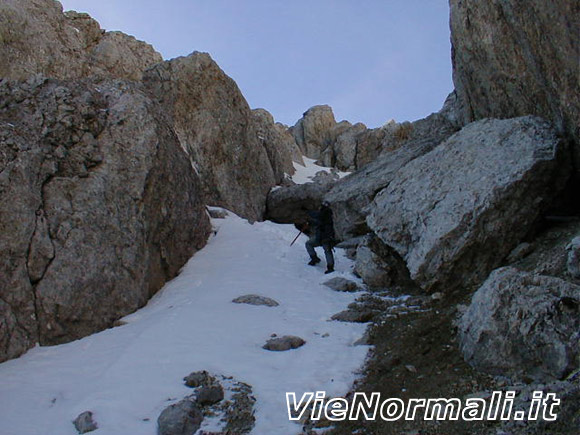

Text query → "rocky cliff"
[0,0,162,81]
[143,53,291,221]
[0,77,211,360]
[450,0,580,172]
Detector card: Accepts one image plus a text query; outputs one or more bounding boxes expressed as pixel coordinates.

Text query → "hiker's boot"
[325,266,334,274]
[308,257,321,266]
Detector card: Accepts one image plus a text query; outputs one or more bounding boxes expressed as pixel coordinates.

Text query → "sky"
[59,0,454,128]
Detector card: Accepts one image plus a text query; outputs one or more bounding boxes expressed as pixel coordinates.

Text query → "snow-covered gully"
[0,212,369,434]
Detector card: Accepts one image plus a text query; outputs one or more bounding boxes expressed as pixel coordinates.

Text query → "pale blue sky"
[59,0,453,128]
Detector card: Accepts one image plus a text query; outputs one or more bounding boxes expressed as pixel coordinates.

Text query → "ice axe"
[290,230,302,246]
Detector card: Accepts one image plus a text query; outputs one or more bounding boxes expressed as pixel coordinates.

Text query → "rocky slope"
[329,2,579,433]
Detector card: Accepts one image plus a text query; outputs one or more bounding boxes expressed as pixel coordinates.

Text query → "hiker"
[296,202,335,274]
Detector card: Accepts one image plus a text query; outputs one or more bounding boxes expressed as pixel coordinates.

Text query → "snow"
[0,212,369,434]
[290,157,350,185]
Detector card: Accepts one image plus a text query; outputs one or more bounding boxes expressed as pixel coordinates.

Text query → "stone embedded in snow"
[232,294,279,307]
[196,384,225,406]
[157,397,203,435]
[367,116,569,293]
[323,277,361,292]
[183,371,214,389]
[459,267,580,382]
[331,309,375,323]
[262,335,305,351]
[73,411,98,434]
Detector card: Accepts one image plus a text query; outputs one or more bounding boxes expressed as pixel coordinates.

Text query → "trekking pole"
[290,231,302,246]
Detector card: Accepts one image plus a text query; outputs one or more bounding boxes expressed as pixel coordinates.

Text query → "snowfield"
[0,211,369,434]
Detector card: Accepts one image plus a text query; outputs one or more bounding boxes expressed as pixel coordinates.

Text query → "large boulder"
[0,76,210,362]
[450,0,580,172]
[266,180,335,225]
[0,0,162,81]
[143,52,278,221]
[324,134,442,241]
[323,100,460,241]
[459,267,580,382]
[367,116,569,293]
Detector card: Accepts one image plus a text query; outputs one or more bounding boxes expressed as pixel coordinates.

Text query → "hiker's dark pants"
[306,235,334,269]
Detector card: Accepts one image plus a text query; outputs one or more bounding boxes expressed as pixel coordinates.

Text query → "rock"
[251,108,302,183]
[324,129,444,241]
[331,309,375,323]
[184,371,214,388]
[0,78,210,362]
[367,116,569,293]
[262,335,305,351]
[291,105,337,159]
[232,294,279,307]
[450,0,580,172]
[322,277,361,292]
[333,123,367,171]
[353,330,371,346]
[311,169,340,184]
[196,384,225,406]
[143,52,277,221]
[318,120,354,167]
[157,397,203,435]
[73,411,98,434]
[459,267,580,382]
[0,0,162,81]
[509,220,580,281]
[430,292,443,301]
[265,179,335,225]
[223,381,256,434]
[506,242,534,263]
[207,207,229,219]
[354,234,415,291]
[566,236,580,279]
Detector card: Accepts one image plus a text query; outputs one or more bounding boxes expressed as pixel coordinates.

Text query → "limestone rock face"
[367,116,569,293]
[251,108,302,182]
[324,134,441,241]
[331,123,365,171]
[0,77,210,362]
[459,267,580,382]
[143,53,277,221]
[0,0,162,81]
[450,0,580,170]
[291,105,337,160]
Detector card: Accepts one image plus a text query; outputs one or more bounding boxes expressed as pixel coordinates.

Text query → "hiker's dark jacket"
[306,206,335,244]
